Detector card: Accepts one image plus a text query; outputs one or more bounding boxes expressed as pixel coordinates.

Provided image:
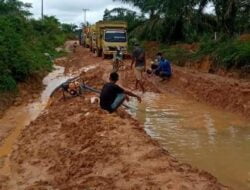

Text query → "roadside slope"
[147,66,250,118]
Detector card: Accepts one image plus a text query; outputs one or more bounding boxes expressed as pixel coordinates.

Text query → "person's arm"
[157,61,163,72]
[124,90,141,103]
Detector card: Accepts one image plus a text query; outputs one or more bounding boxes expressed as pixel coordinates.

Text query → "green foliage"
[103,8,145,32]
[159,45,193,66]
[197,39,250,69]
[0,0,74,92]
[114,0,250,70]
[159,38,250,69]
[114,0,250,42]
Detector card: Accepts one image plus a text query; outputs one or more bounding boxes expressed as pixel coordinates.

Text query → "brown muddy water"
[128,92,250,190]
[0,65,96,176]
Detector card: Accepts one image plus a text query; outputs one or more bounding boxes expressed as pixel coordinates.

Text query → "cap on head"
[110,72,119,82]
[134,42,140,46]
[157,52,162,56]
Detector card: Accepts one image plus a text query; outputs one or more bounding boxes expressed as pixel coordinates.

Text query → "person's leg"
[135,80,139,90]
[110,93,126,112]
[138,70,145,92]
[155,70,160,76]
[139,80,145,92]
[134,67,141,90]
[160,72,171,81]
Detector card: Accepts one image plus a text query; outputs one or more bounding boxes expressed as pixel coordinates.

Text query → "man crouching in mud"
[100,72,142,113]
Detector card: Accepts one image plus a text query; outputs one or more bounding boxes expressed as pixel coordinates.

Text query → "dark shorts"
[151,64,158,70]
[160,72,171,78]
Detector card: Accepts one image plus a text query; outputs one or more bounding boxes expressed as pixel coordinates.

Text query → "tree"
[0,0,74,91]
[113,0,249,41]
[103,7,145,32]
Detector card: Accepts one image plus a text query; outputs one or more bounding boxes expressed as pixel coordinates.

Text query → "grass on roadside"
[158,38,250,70]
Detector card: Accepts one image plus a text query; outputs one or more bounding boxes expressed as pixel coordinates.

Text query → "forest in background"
[104,0,250,71]
[0,0,76,92]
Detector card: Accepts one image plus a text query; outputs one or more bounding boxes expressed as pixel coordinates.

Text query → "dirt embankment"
[0,73,46,118]
[147,66,250,118]
[0,47,229,190]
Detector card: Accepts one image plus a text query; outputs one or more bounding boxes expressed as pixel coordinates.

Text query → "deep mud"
[0,46,230,189]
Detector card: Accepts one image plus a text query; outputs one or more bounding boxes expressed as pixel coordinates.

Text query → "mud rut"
[1,43,246,189]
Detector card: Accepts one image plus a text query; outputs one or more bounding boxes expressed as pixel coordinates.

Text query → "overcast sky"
[20,0,135,26]
[20,0,214,26]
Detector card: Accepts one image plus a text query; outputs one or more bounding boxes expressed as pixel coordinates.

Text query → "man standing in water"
[131,42,146,92]
[100,72,141,113]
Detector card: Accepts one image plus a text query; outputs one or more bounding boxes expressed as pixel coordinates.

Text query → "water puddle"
[129,92,250,190]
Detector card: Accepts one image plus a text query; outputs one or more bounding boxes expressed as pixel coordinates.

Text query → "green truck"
[95,21,128,58]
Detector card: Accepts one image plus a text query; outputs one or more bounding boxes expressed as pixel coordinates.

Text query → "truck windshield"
[105,30,126,42]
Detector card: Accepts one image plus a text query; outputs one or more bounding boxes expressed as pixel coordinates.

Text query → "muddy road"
[0,43,249,189]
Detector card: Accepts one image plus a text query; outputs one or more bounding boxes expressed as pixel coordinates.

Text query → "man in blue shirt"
[155,52,172,81]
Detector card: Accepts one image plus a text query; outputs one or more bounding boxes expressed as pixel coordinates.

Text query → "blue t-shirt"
[157,58,172,75]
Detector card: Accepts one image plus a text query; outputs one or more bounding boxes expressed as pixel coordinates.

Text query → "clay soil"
[0,45,231,190]
[147,66,250,119]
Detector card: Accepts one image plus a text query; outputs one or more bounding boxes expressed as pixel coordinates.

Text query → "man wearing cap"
[131,42,146,92]
[154,52,172,81]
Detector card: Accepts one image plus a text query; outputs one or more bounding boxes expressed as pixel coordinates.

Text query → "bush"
[196,38,250,69]
[0,0,75,92]
[158,44,194,66]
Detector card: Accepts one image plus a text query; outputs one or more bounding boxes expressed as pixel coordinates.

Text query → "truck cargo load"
[83,26,91,48]
[89,25,97,53]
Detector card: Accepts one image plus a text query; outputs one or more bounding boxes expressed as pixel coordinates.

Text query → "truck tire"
[97,49,102,57]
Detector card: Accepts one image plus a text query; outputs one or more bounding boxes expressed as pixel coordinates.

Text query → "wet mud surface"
[1,43,248,189]
[147,66,250,119]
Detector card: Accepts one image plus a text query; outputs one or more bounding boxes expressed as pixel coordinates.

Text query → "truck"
[83,26,91,48]
[89,25,97,52]
[95,21,128,58]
